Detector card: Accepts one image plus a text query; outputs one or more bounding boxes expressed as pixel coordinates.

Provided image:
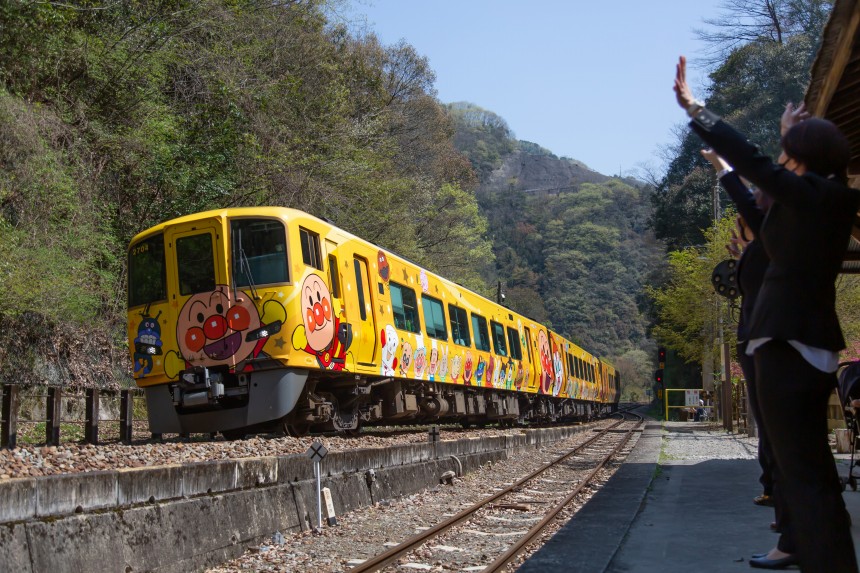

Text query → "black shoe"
[752,553,768,559]
[754,494,775,507]
[749,554,799,569]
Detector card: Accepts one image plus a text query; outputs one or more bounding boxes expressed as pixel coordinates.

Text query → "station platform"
[519,420,860,573]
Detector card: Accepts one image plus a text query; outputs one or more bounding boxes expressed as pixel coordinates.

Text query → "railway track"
[348,411,644,572]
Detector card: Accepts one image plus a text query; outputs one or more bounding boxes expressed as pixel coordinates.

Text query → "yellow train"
[127,207,619,436]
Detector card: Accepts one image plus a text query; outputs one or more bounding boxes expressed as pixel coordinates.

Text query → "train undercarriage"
[144,365,618,438]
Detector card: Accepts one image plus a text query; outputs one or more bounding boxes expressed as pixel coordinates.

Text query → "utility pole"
[713,177,733,431]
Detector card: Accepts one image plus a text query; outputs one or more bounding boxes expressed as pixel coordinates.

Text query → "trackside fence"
[0,384,146,449]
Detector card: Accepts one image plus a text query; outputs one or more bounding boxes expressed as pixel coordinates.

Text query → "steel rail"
[348,417,629,573]
[482,412,644,572]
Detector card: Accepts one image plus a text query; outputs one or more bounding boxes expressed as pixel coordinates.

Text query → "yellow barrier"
[664,388,713,421]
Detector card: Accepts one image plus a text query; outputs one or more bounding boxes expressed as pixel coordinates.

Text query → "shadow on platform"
[519,422,860,573]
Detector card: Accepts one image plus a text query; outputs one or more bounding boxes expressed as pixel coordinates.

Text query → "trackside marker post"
[428,425,440,442]
[306,440,328,530]
[322,487,337,526]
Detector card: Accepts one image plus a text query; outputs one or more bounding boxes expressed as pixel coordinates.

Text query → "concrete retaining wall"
[0,425,588,573]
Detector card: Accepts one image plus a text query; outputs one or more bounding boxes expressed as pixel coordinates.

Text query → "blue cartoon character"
[133,310,163,378]
[475,356,486,385]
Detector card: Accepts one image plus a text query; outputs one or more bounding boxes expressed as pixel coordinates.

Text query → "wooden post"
[85,388,100,445]
[120,389,133,444]
[1,385,19,449]
[722,342,733,432]
[46,387,62,445]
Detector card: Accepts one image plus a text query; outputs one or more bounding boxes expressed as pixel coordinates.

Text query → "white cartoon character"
[438,345,449,381]
[380,325,398,376]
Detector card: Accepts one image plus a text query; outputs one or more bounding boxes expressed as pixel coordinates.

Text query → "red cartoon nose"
[203,314,227,340]
[312,302,326,326]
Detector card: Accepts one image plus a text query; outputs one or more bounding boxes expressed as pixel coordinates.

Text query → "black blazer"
[720,173,769,342]
[692,111,860,351]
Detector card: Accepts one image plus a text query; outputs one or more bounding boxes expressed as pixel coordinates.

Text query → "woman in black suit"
[703,151,790,555]
[675,56,860,572]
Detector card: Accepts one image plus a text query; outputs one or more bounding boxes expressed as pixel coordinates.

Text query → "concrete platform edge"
[519,421,663,573]
[0,424,591,573]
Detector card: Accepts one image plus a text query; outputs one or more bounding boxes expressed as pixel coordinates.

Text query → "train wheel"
[222,429,247,441]
[344,424,362,437]
[286,423,311,437]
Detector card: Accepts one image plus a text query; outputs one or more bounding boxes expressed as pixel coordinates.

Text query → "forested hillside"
[448,103,665,398]
[0,1,664,400]
[0,0,495,387]
[650,0,860,385]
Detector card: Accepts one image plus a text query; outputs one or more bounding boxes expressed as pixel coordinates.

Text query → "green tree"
[649,216,738,368]
[652,0,829,249]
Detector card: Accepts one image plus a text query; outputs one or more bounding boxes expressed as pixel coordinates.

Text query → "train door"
[163,218,234,370]
[345,255,377,367]
[325,240,344,314]
[524,327,540,392]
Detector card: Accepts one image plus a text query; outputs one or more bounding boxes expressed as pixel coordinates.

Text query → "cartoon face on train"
[552,340,564,396]
[377,250,390,283]
[438,346,448,381]
[463,351,474,384]
[177,285,267,367]
[476,356,487,385]
[291,273,353,371]
[301,275,334,352]
[413,345,427,378]
[450,354,462,381]
[428,345,438,380]
[399,341,413,376]
[538,330,554,394]
[380,325,398,376]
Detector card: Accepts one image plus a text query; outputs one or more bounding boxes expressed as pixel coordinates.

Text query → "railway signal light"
[658,347,666,368]
[654,369,664,385]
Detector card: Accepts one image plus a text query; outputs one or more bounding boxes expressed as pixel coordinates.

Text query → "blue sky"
[344,0,724,178]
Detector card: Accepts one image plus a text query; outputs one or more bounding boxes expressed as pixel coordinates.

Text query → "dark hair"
[780,118,850,181]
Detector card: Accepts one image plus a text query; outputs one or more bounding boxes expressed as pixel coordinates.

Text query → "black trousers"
[738,343,776,495]
[755,340,857,572]
[738,343,786,540]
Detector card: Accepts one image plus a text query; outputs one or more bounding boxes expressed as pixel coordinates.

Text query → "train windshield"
[231,219,289,286]
[128,234,166,307]
[176,233,216,295]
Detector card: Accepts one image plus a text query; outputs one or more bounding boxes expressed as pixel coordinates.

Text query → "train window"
[491,321,508,357]
[422,295,447,341]
[128,234,166,307]
[299,227,322,270]
[353,259,367,321]
[448,305,471,347]
[176,233,216,295]
[471,314,490,352]
[328,255,340,298]
[524,327,533,362]
[231,219,288,286]
[390,282,420,333]
[506,327,522,360]
[566,353,575,374]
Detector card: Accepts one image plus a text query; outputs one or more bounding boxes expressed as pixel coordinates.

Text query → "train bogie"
[127,207,620,435]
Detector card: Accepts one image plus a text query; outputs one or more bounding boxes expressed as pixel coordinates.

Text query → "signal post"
[655,347,665,415]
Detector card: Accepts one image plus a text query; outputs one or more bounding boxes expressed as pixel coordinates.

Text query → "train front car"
[128,208,309,437]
